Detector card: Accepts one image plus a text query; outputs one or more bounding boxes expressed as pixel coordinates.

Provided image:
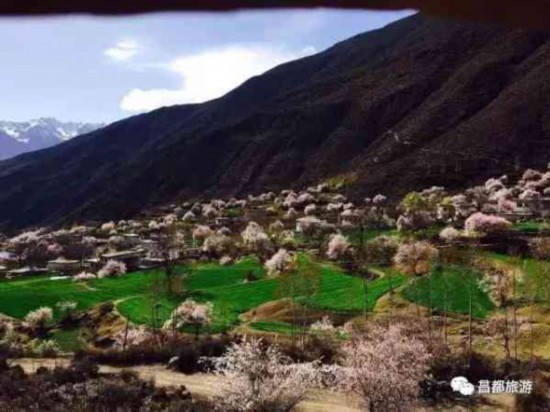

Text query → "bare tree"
[157,221,184,295]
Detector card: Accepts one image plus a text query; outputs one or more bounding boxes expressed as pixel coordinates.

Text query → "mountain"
[0,118,103,160]
[2,13,550,230]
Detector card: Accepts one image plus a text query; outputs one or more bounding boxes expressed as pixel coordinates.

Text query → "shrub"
[33,339,60,357]
[73,271,96,281]
[192,225,213,241]
[326,233,351,260]
[304,204,316,215]
[393,241,439,276]
[182,210,196,222]
[519,189,541,200]
[264,248,294,277]
[202,233,232,256]
[464,212,511,234]
[396,211,435,232]
[112,326,155,349]
[268,220,285,234]
[173,337,233,374]
[219,255,233,266]
[296,216,336,238]
[97,260,127,278]
[164,299,213,337]
[439,227,460,242]
[0,359,210,411]
[241,222,271,253]
[25,307,53,334]
[56,300,78,325]
[373,194,387,205]
[530,237,550,259]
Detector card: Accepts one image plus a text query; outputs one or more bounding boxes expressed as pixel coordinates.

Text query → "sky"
[0,9,413,124]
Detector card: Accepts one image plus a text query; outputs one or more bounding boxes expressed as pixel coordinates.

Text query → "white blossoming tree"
[97,259,127,278]
[192,225,213,246]
[264,248,294,278]
[333,323,432,412]
[56,300,77,324]
[393,241,439,276]
[25,307,53,337]
[202,232,232,257]
[241,222,272,258]
[165,299,213,338]
[205,338,323,412]
[326,233,352,260]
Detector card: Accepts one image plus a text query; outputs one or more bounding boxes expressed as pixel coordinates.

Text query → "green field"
[341,227,399,244]
[485,253,550,302]
[51,328,83,352]
[0,251,503,332]
[249,321,295,334]
[511,221,548,233]
[0,255,406,334]
[0,273,153,320]
[402,266,494,318]
[117,258,407,331]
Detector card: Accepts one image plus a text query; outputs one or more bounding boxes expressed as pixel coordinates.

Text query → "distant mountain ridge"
[0,118,103,159]
[1,14,550,230]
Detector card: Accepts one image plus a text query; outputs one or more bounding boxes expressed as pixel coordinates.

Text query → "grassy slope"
[249,321,296,334]
[484,252,550,301]
[0,273,153,320]
[118,259,406,330]
[511,221,547,233]
[51,328,83,352]
[402,266,494,318]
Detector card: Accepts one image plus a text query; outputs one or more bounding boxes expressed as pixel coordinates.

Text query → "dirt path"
[11,358,361,412]
[10,358,519,411]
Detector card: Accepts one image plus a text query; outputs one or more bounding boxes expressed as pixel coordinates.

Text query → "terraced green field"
[5,251,500,335]
[1,249,505,337]
[0,258,260,320]
[117,258,407,331]
[0,253,407,335]
[402,266,494,318]
[0,273,154,320]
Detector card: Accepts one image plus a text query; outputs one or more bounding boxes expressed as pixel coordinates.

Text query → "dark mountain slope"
[2,14,550,230]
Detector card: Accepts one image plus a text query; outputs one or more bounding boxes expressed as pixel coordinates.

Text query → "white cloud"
[120,44,316,113]
[104,39,139,62]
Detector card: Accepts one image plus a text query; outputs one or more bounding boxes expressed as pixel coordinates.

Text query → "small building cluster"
[0,166,549,281]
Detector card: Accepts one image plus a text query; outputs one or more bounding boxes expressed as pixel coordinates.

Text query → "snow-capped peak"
[0,118,105,160]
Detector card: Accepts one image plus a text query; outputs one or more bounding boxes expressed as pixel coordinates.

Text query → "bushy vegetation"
[0,358,212,411]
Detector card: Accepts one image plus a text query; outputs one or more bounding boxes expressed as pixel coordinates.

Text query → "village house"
[516,197,550,218]
[182,247,202,259]
[85,257,102,272]
[47,258,82,275]
[7,267,48,278]
[122,233,141,247]
[100,248,147,270]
